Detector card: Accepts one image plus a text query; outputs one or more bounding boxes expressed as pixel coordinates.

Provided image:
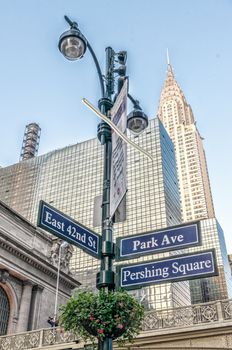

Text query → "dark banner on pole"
[110,80,128,218]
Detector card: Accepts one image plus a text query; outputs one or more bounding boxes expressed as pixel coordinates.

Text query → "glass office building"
[189,219,232,303]
[0,118,192,309]
[0,117,231,308]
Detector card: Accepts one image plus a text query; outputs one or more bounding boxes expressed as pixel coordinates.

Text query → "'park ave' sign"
[116,222,200,260]
[37,201,101,259]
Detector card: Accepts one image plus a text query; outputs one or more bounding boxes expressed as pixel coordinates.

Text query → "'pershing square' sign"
[116,222,200,260]
[117,250,217,289]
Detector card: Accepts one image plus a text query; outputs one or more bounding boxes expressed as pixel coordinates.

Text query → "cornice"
[0,232,80,290]
[0,200,51,242]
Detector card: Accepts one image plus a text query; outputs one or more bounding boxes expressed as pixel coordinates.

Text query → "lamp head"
[58,27,87,61]
[117,51,127,65]
[127,108,148,134]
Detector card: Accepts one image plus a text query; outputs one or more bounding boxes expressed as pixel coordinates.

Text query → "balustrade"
[1,299,232,350]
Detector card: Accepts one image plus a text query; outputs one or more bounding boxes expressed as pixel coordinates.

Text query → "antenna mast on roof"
[20,123,41,161]
[166,48,170,65]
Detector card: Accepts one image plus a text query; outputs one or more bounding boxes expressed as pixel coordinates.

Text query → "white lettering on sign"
[122,258,213,284]
[123,266,170,282]
[67,224,86,243]
[39,202,100,257]
[131,234,185,251]
[161,234,184,246]
[88,236,96,249]
[172,259,212,275]
[45,212,65,232]
[44,210,94,248]
[132,237,158,251]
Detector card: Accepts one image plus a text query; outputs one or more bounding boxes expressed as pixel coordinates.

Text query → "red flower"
[117,324,124,329]
[89,316,95,321]
[97,328,104,334]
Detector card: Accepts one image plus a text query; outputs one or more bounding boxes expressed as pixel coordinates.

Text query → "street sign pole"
[58,17,150,350]
[96,47,115,350]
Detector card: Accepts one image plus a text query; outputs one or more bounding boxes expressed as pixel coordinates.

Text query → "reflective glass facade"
[188,219,232,303]
[0,117,231,309]
[0,118,191,309]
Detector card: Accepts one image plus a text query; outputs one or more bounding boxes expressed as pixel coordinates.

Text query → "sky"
[0,0,232,249]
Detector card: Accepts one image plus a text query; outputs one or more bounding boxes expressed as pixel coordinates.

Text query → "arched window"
[0,286,10,335]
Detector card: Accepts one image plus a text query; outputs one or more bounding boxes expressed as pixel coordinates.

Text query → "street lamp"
[127,94,148,134]
[58,15,148,350]
[58,25,87,60]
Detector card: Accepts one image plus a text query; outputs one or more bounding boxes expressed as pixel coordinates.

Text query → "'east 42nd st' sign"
[117,250,217,290]
[116,222,201,260]
[37,201,101,259]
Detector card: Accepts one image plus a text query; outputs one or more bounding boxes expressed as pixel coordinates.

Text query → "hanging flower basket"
[59,288,144,344]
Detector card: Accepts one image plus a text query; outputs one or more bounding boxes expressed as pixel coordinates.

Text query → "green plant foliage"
[59,289,144,345]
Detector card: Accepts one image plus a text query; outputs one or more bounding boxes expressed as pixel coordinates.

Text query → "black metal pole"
[96,47,115,350]
[60,19,129,350]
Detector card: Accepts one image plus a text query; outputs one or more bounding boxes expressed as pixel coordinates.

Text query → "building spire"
[166,48,174,78]
[159,52,188,108]
[166,48,170,65]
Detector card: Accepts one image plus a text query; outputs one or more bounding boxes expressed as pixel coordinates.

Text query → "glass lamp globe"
[127,109,148,134]
[59,28,87,60]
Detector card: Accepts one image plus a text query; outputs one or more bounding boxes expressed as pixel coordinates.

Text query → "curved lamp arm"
[64,15,105,98]
[127,93,142,110]
[86,42,105,98]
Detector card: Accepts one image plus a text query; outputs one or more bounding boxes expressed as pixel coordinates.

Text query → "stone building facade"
[0,200,80,335]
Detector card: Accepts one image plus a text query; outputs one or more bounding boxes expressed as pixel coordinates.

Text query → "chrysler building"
[158,63,215,222]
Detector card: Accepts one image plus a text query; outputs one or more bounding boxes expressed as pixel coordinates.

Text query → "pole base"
[98,337,113,350]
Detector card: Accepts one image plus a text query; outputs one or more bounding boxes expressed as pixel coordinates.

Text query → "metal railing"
[1,299,232,349]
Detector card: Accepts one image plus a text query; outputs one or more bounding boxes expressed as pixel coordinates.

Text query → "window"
[0,287,10,335]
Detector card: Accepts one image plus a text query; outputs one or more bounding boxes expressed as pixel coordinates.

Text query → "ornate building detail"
[42,328,78,346]
[0,270,9,284]
[50,240,74,274]
[1,300,232,349]
[0,328,79,350]
[222,300,232,320]
[142,302,220,332]
[200,304,218,322]
[142,313,160,330]
[0,336,10,350]
[0,201,80,336]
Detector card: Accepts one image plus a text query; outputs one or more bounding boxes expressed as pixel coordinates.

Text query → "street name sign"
[117,250,217,290]
[116,222,200,260]
[37,200,101,259]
